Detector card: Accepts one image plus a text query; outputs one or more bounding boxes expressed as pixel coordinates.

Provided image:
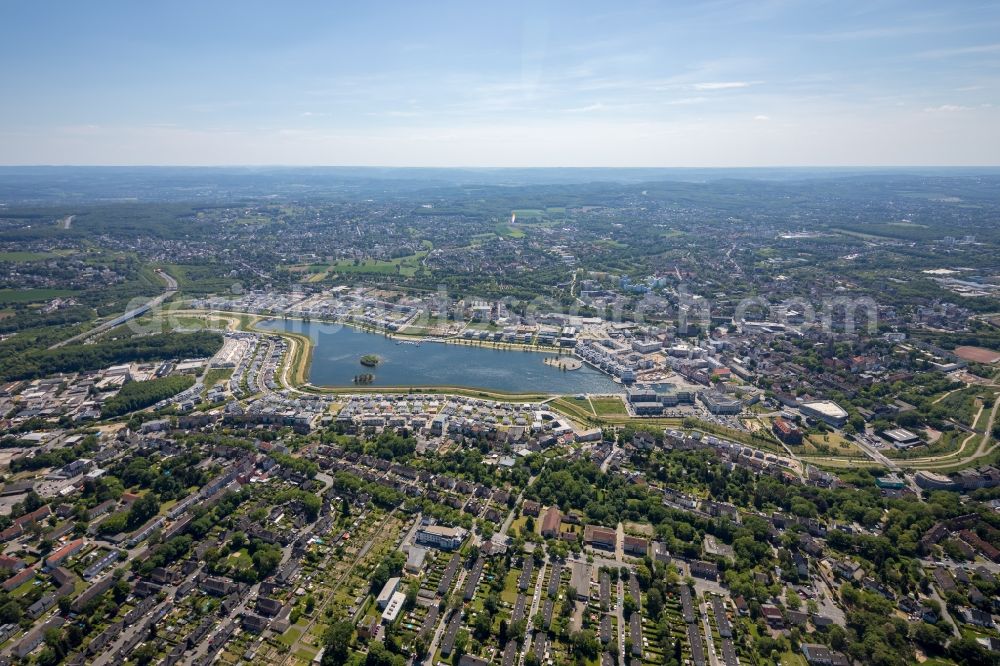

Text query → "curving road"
[50,269,178,348]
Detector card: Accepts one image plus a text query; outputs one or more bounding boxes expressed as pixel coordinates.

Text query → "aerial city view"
[1,2,1000,666]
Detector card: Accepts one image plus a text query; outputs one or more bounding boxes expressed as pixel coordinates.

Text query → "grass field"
[800,456,881,470]
[95,310,231,339]
[903,402,1000,472]
[501,568,519,604]
[0,288,76,304]
[495,223,526,238]
[277,626,302,647]
[203,368,233,390]
[802,431,863,457]
[303,270,328,283]
[975,395,998,430]
[780,653,808,666]
[935,387,993,427]
[0,251,62,262]
[591,396,627,416]
[464,321,500,331]
[550,396,597,422]
[161,263,236,295]
[509,515,529,538]
[328,251,427,277]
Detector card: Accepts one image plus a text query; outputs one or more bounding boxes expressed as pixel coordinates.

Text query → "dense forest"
[0,330,223,380]
[101,374,195,417]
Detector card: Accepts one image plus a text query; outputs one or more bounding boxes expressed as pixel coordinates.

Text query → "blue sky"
[1,0,998,166]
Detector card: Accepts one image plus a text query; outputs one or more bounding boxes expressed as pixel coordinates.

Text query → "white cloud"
[924,104,971,112]
[564,103,606,113]
[665,97,708,106]
[753,115,770,121]
[374,110,423,118]
[914,43,1000,59]
[805,25,934,41]
[693,81,754,91]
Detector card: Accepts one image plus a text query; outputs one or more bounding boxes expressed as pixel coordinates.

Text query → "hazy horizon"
[2,164,1000,169]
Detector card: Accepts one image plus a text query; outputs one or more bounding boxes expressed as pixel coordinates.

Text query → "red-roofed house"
[959,530,1000,563]
[623,535,649,557]
[761,604,784,628]
[584,525,617,551]
[2,565,35,592]
[0,555,25,572]
[0,524,22,542]
[45,538,84,570]
[772,417,803,445]
[14,505,51,527]
[540,506,562,538]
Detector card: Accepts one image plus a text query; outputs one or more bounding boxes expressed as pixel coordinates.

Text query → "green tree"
[623,594,637,618]
[321,621,354,666]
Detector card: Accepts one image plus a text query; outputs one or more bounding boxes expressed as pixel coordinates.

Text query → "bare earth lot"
[954,345,1000,363]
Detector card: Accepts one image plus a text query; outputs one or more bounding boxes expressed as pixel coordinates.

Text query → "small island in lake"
[544,356,582,370]
[359,354,381,367]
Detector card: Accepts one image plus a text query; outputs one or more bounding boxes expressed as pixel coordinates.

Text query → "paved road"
[521,560,548,665]
[967,393,1000,460]
[497,474,536,541]
[51,269,178,348]
[398,512,422,551]
[615,579,625,665]
[181,582,260,665]
[425,562,472,664]
[315,471,334,494]
[92,594,175,666]
[424,526,488,665]
[425,479,534,666]
[251,338,275,394]
[600,432,619,473]
[921,557,1000,576]
[812,576,846,626]
[927,585,961,638]
[853,432,902,472]
[700,598,720,666]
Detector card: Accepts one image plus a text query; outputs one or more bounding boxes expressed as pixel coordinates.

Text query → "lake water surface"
[257,319,621,394]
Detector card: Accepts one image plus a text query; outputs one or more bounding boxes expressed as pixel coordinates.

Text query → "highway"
[50,269,178,348]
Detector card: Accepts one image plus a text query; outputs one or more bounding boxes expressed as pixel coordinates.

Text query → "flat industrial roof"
[802,400,848,418]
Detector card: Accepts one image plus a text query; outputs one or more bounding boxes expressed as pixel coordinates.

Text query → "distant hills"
[2,165,1000,204]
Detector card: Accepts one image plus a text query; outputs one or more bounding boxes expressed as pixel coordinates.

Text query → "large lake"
[257,319,621,394]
